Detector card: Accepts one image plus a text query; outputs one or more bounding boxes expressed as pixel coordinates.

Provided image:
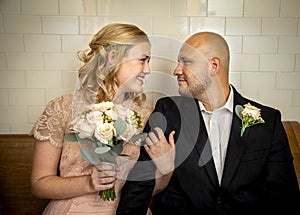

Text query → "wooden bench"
[0,121,300,215]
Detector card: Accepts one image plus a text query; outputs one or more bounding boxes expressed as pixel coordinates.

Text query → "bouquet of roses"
[65,101,147,201]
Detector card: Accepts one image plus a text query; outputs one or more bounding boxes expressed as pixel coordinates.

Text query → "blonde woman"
[30,23,175,215]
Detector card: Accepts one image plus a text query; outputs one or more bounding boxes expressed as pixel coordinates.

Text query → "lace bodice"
[31,92,153,210]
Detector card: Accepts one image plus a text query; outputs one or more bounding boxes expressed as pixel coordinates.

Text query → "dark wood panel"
[0,135,49,215]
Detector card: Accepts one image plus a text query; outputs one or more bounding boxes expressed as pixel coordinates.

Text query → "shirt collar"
[199,85,234,113]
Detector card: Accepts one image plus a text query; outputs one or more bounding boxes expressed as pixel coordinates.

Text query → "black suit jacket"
[117,87,299,215]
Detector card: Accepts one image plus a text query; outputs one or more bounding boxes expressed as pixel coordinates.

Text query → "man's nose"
[173,63,183,76]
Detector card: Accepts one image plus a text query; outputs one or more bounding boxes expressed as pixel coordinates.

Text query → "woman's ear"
[108,50,116,65]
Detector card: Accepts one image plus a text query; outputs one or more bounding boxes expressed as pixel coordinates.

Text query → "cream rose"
[94,123,115,145]
[93,102,114,112]
[242,103,261,120]
[119,123,137,142]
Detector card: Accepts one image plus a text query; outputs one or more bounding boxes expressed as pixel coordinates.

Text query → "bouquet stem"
[100,186,116,201]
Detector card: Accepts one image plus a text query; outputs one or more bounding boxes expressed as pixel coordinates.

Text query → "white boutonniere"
[235,102,265,137]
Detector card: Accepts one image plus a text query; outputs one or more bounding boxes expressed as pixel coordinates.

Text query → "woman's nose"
[143,61,151,74]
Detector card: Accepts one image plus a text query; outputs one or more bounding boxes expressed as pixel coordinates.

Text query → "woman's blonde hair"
[77,23,150,105]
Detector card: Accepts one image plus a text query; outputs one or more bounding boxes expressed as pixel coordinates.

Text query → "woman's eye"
[139,58,149,64]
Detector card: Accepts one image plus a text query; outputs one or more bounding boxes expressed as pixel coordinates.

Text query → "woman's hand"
[144,127,175,175]
[89,163,118,192]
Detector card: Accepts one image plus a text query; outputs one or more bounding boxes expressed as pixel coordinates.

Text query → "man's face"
[173,43,211,98]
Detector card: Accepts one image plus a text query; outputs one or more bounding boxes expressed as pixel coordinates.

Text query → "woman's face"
[116,42,151,94]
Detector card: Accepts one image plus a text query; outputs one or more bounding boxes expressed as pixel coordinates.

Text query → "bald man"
[116,32,299,215]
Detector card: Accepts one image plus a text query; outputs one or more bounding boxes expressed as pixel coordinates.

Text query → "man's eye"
[182,60,191,66]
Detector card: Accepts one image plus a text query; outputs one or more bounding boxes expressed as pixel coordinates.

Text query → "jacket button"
[216,197,222,205]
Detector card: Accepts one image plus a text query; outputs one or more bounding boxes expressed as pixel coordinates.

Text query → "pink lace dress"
[31,92,153,215]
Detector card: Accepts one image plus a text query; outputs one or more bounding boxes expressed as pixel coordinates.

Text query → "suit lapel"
[221,88,248,187]
[179,99,219,187]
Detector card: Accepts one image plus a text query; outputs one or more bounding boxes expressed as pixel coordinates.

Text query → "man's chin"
[178,88,193,98]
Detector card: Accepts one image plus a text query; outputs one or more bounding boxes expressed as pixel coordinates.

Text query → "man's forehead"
[178,43,205,59]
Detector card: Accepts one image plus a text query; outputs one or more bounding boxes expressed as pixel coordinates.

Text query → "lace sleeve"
[30,93,73,147]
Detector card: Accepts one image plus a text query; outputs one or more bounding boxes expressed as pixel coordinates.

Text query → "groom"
[116,32,299,215]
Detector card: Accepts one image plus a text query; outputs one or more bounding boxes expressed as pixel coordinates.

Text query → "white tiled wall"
[0,0,299,134]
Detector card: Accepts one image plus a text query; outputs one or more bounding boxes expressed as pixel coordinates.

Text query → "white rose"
[76,122,94,139]
[242,103,261,120]
[94,123,115,145]
[119,123,136,142]
[86,111,103,127]
[113,104,130,120]
[93,102,114,112]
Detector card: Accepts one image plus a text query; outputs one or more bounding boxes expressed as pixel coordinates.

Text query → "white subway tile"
[10,122,33,134]
[0,123,10,134]
[151,57,177,71]
[9,89,45,105]
[62,35,90,52]
[153,17,189,35]
[62,71,77,89]
[280,0,300,17]
[0,89,9,105]
[172,0,207,17]
[0,0,21,14]
[190,17,225,35]
[258,89,292,107]
[0,105,29,123]
[171,0,187,16]
[208,0,243,17]
[0,71,25,88]
[280,107,300,121]
[226,18,261,35]
[45,89,73,103]
[132,0,170,16]
[24,35,61,52]
[0,16,3,32]
[0,54,6,70]
[144,71,178,97]
[79,16,115,34]
[7,53,43,70]
[278,36,300,54]
[26,71,62,88]
[296,55,300,72]
[187,0,207,16]
[60,0,96,15]
[27,105,45,123]
[262,18,298,35]
[43,16,79,34]
[244,0,280,17]
[22,0,59,15]
[276,72,300,89]
[237,88,259,102]
[114,16,152,34]
[293,90,300,106]
[224,36,242,54]
[0,34,24,52]
[229,72,241,89]
[3,15,41,33]
[260,54,295,72]
[97,0,133,16]
[243,36,278,54]
[231,54,259,71]
[241,72,276,89]
[44,53,81,71]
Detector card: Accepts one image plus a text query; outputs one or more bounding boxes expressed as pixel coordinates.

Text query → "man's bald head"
[185,32,230,73]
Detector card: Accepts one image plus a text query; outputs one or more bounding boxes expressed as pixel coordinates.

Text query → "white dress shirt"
[199,86,234,184]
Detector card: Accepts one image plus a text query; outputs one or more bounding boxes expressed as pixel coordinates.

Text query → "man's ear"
[108,50,116,65]
[210,57,221,74]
